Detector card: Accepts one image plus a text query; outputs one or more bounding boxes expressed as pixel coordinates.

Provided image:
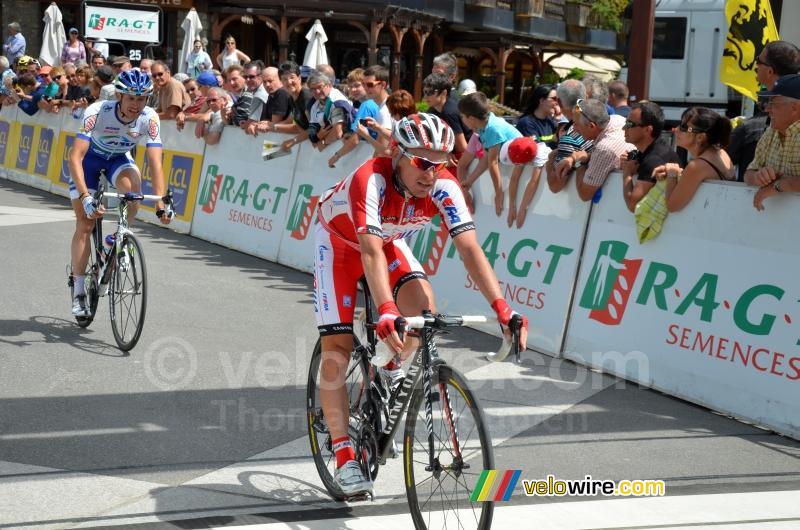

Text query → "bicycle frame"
[357,281,458,470]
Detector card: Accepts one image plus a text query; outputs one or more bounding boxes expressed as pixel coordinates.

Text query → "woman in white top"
[216,36,250,70]
[185,39,212,78]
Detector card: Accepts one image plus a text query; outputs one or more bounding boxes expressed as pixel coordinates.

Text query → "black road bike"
[68,183,173,351]
[306,280,522,530]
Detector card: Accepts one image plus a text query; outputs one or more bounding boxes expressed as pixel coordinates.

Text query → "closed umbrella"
[178,7,203,74]
[40,2,66,66]
[303,19,328,70]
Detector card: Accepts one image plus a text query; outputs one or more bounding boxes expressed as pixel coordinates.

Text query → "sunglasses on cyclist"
[400,149,447,172]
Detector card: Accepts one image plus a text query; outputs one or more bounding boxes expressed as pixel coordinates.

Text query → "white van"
[646,0,740,122]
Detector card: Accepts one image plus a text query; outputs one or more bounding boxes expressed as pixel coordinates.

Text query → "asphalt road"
[1,178,798,530]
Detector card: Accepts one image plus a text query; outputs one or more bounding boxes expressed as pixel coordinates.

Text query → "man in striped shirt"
[547,79,594,193]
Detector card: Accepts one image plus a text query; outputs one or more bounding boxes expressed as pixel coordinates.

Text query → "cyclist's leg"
[68,154,103,307]
[108,153,141,224]
[386,239,436,358]
[313,226,362,464]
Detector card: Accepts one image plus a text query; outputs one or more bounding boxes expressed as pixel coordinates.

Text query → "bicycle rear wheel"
[306,335,369,501]
[404,363,494,530]
[109,234,147,351]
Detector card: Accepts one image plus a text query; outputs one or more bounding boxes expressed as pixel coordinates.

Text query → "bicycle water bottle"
[104,234,115,257]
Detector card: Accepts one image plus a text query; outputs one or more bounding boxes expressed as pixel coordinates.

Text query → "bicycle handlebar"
[403,314,488,329]
[92,185,175,219]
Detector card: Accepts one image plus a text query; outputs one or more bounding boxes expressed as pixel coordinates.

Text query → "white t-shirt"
[375,97,393,130]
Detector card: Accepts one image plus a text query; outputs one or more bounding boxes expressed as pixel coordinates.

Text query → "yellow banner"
[720,0,780,101]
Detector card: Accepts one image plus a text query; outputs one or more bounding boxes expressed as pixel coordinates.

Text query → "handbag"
[634,179,669,243]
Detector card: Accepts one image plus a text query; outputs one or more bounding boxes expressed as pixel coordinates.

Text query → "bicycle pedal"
[344,491,373,502]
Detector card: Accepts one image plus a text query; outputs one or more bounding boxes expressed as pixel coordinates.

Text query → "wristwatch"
[773,179,783,193]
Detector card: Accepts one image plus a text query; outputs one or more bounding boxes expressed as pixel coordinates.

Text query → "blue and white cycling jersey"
[77,100,162,159]
[68,100,162,200]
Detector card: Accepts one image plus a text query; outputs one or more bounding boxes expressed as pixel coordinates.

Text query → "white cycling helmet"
[393,113,455,154]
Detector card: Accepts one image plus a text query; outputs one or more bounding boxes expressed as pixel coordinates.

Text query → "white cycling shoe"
[72,295,89,317]
[333,460,373,497]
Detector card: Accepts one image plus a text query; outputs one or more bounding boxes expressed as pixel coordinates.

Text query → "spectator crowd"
[1,18,799,230]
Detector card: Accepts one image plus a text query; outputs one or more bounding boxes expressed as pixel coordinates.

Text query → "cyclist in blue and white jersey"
[68,68,172,316]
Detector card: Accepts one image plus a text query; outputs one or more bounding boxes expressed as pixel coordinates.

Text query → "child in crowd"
[503,136,549,228]
[458,91,522,216]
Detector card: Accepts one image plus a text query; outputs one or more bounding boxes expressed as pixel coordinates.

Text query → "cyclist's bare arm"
[144,145,171,224]
[357,232,404,352]
[68,138,93,200]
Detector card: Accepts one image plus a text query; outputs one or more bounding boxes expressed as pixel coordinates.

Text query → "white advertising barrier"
[407,161,592,356]
[2,107,62,191]
[50,108,81,198]
[0,104,19,180]
[276,139,373,273]
[191,129,299,260]
[132,120,207,234]
[564,173,800,439]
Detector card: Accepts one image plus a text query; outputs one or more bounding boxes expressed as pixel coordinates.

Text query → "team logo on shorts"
[343,295,353,308]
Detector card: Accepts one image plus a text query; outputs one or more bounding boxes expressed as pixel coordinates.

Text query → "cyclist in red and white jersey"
[313,112,529,497]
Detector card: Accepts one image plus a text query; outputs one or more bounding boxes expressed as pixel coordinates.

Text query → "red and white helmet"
[393,113,455,153]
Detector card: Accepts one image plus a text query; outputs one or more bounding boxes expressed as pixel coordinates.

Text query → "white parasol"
[179,8,203,74]
[303,19,329,70]
[40,2,66,66]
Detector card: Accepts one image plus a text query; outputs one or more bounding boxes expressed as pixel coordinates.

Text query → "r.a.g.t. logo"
[285,184,319,241]
[579,240,643,326]
[88,13,106,30]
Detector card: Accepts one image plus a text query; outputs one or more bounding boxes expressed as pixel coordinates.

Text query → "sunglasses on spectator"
[678,122,705,133]
[152,72,165,78]
[53,75,63,81]
[363,81,383,88]
[423,88,440,96]
[243,75,258,80]
[623,119,644,129]
[573,98,595,124]
[207,97,219,102]
[400,149,447,172]
[547,96,558,101]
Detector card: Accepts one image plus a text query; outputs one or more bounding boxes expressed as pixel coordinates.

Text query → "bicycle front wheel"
[109,234,147,351]
[404,363,494,530]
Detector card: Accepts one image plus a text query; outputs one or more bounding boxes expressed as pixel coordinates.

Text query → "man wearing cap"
[4,22,26,65]
[568,98,634,202]
[746,74,800,210]
[96,65,116,101]
[111,56,132,76]
[180,71,226,130]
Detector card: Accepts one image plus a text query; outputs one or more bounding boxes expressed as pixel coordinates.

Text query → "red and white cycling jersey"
[317,157,475,247]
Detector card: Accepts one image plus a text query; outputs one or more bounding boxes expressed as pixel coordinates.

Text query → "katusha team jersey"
[77,100,162,159]
[317,157,475,248]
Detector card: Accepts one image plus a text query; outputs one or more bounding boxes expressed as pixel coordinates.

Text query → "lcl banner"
[84,4,160,43]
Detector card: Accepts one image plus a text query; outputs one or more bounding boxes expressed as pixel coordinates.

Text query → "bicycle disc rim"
[109,234,147,351]
[404,364,494,530]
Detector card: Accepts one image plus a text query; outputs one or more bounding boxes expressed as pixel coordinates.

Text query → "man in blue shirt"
[3,22,26,65]
[14,73,45,116]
